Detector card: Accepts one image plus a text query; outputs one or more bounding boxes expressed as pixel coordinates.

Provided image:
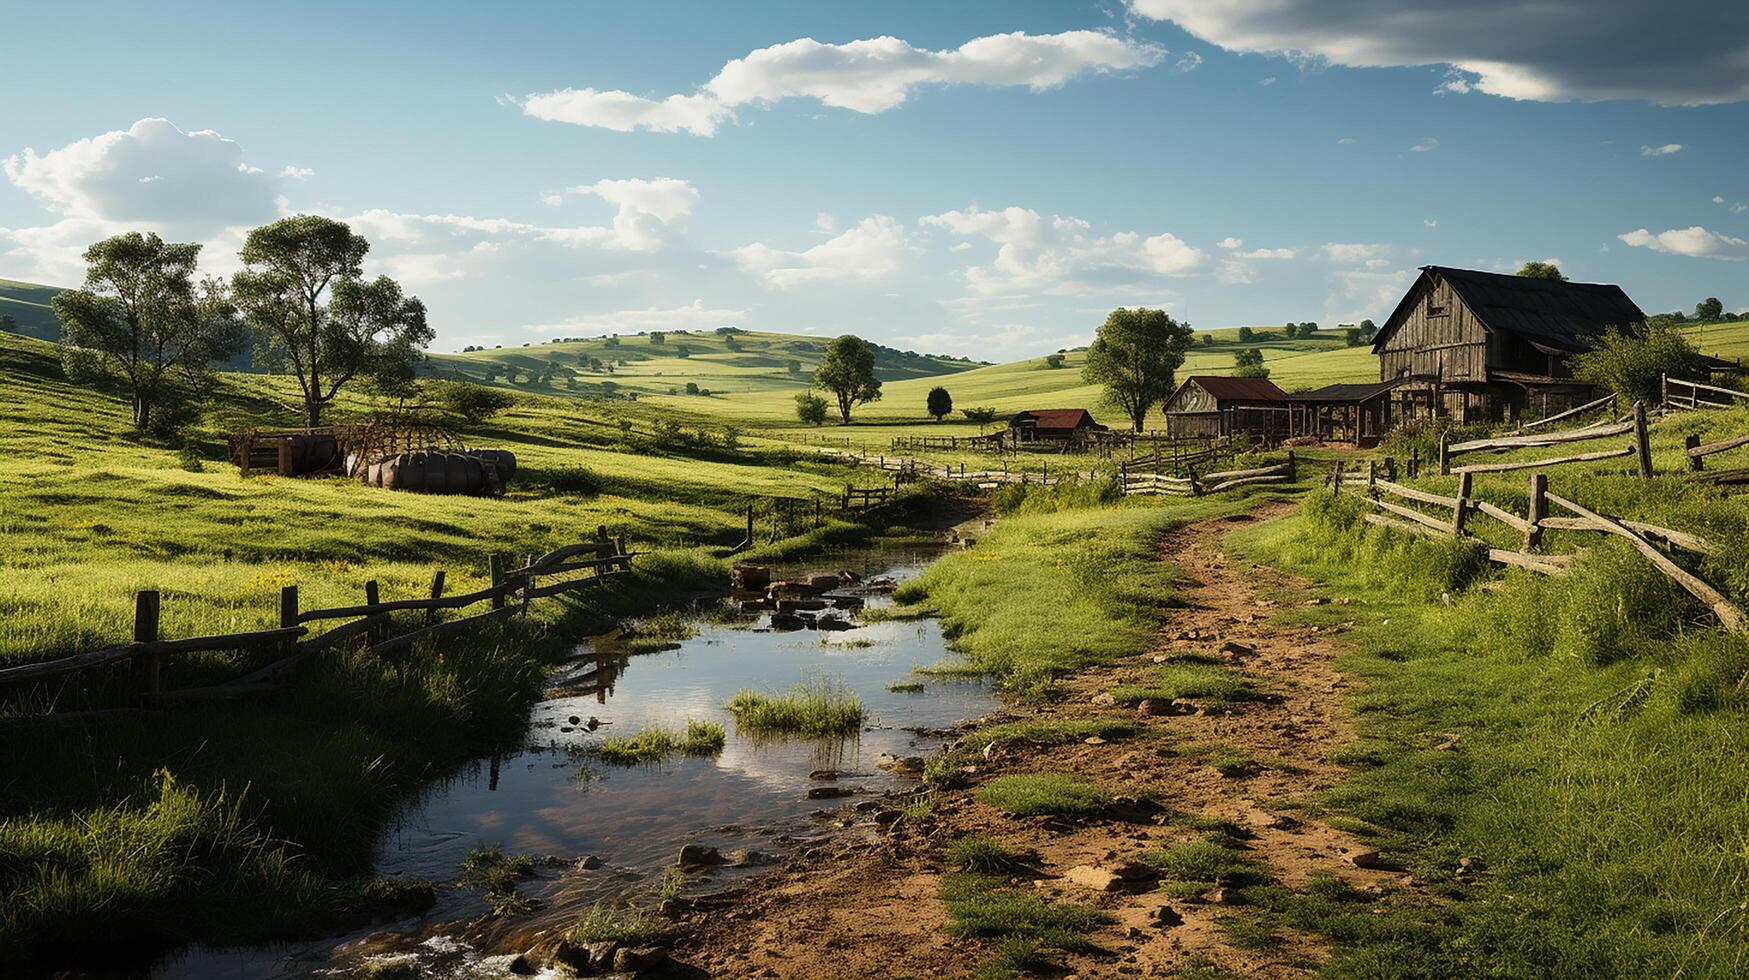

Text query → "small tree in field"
[926,386,953,421]
[962,406,998,432]
[1201,333,1214,347]
[1517,261,1567,281]
[232,216,430,426]
[815,334,882,424]
[1359,319,1378,342]
[52,232,241,430]
[1696,297,1725,322]
[1233,348,1269,378]
[433,380,514,424]
[1082,307,1195,432]
[1281,323,1299,339]
[1044,353,1066,369]
[794,391,828,425]
[1572,321,1706,405]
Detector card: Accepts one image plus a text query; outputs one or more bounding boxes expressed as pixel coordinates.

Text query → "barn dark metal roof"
[1285,380,1400,403]
[1373,266,1646,354]
[1011,408,1102,430]
[1183,376,1289,401]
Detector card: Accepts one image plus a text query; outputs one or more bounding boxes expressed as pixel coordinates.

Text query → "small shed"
[1004,408,1107,447]
[1162,376,1289,440]
[1285,381,1400,446]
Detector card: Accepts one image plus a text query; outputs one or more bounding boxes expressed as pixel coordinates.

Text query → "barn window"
[1426,295,1447,317]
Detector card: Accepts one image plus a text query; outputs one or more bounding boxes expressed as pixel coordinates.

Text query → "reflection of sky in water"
[155,550,994,979]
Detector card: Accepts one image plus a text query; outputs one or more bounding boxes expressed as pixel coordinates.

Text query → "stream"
[153,546,994,979]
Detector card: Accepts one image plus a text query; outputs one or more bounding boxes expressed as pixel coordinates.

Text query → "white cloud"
[1641,143,1683,156]
[1617,226,1749,260]
[1320,242,1389,263]
[922,205,1205,297]
[521,30,1165,135]
[351,177,698,255]
[1259,76,1277,86]
[1408,137,1440,153]
[1424,219,1438,228]
[814,212,836,233]
[1336,137,1357,145]
[1176,51,1203,72]
[1125,0,1749,106]
[1712,195,1726,204]
[1217,236,1244,249]
[949,241,973,252]
[521,299,746,335]
[280,165,315,179]
[1235,246,1296,259]
[731,215,910,288]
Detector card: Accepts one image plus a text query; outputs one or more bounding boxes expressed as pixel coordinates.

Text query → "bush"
[1555,540,1698,666]
[433,380,515,424]
[976,774,1109,818]
[60,346,110,386]
[794,391,828,426]
[1572,321,1707,406]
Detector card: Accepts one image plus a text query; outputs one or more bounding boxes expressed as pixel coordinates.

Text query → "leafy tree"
[1696,297,1725,322]
[604,335,620,348]
[1201,334,1214,347]
[1082,307,1195,432]
[1300,321,1318,335]
[685,381,699,395]
[962,406,999,432]
[232,216,430,426]
[649,331,665,345]
[1344,327,1364,347]
[926,386,953,421]
[433,380,514,424]
[814,334,882,424]
[1281,323,1298,339]
[1359,318,1378,342]
[1233,347,1270,378]
[786,359,803,375]
[1517,261,1567,281]
[714,325,742,336]
[794,391,828,425]
[1572,321,1706,405]
[1236,326,1254,342]
[1044,353,1066,369]
[51,232,241,430]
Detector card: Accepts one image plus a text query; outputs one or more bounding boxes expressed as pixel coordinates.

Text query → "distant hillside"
[0,278,65,342]
[423,329,985,398]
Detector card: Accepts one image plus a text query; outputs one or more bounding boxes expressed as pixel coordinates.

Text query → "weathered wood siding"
[1165,381,1218,414]
[1166,412,1221,439]
[1378,274,1487,382]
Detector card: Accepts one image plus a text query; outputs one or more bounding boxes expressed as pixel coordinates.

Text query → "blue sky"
[2,0,1746,357]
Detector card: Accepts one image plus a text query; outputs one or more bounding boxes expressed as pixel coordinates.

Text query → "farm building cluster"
[227,415,516,495]
[1014,264,1714,449]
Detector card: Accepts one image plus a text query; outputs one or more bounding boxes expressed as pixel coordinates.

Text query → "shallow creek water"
[154,547,995,979]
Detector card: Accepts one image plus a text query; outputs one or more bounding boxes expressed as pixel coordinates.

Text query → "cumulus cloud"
[1176,51,1203,72]
[1336,137,1357,145]
[1217,236,1244,249]
[1617,226,1749,260]
[1125,0,1749,106]
[731,215,910,288]
[280,165,315,179]
[1320,242,1389,263]
[520,30,1164,135]
[1235,246,1296,259]
[521,299,746,335]
[922,205,1204,297]
[1408,137,1440,153]
[1641,143,1684,156]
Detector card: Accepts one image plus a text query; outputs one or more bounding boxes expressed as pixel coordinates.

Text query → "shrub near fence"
[0,528,634,722]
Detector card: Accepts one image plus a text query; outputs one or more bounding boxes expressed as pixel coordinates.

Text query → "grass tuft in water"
[592,718,726,765]
[726,678,863,736]
[566,901,664,946]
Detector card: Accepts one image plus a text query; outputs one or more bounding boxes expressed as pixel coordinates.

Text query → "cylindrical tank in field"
[464,449,516,484]
[362,451,495,495]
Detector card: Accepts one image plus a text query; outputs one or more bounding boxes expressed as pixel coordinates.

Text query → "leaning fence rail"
[1663,374,1749,412]
[0,528,635,722]
[1331,464,1741,631]
[1439,401,1651,478]
[1122,453,1296,497]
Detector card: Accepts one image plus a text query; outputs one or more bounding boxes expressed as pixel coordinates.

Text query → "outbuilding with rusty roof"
[1161,375,1289,440]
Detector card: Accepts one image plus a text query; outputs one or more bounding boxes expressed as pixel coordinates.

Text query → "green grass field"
[0,277,65,342]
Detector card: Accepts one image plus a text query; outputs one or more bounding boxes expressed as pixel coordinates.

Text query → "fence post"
[1189,465,1201,497]
[134,589,161,709]
[745,503,755,547]
[1285,450,1296,482]
[277,438,293,477]
[280,585,300,655]
[1438,431,1451,476]
[1686,433,1702,472]
[1633,401,1653,478]
[425,571,445,625]
[1524,473,1547,552]
[1661,373,1669,410]
[1384,456,1397,482]
[364,580,384,645]
[1451,472,1472,536]
[489,553,506,609]
[1410,447,1420,479]
[1367,460,1377,486]
[1332,461,1344,495]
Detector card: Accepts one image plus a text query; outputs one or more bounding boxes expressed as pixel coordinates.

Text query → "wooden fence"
[1122,454,1296,497]
[0,529,635,723]
[1438,401,1651,478]
[1332,465,1742,630]
[1663,374,1749,412]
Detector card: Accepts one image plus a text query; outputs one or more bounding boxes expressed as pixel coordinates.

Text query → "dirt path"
[667,503,1393,978]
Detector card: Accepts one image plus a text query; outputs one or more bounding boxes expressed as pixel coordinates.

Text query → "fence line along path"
[1122,453,1296,497]
[0,527,635,723]
[1440,401,1652,478]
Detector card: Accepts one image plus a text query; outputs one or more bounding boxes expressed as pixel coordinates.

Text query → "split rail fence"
[1332,464,1742,631]
[0,529,635,723]
[1122,453,1297,497]
[1439,401,1652,478]
[1663,375,1749,413]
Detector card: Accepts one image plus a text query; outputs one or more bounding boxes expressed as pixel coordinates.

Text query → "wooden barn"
[1285,380,1401,446]
[1161,376,1289,440]
[1371,266,1646,423]
[1004,408,1107,447]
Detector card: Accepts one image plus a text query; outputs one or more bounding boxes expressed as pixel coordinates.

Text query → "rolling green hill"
[0,278,65,342]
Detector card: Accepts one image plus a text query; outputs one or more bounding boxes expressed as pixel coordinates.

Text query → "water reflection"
[156,549,993,979]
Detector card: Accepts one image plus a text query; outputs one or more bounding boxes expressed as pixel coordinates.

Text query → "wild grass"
[960,717,1138,752]
[1139,837,1273,887]
[1109,660,1263,706]
[945,835,1032,875]
[940,872,1107,950]
[591,719,726,765]
[1229,505,1749,975]
[565,902,664,946]
[457,845,539,917]
[886,681,926,693]
[725,678,864,736]
[976,774,1110,818]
